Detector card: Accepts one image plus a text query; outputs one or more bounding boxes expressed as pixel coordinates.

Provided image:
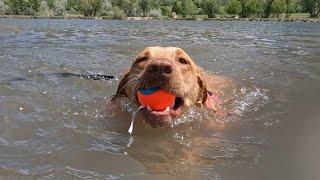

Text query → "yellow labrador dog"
[113,46,234,128]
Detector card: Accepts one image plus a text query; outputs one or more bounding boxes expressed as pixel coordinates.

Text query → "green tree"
[250,0,273,18]
[39,0,51,16]
[113,0,137,16]
[66,0,81,11]
[160,5,170,16]
[81,0,102,16]
[149,8,161,17]
[6,0,27,14]
[302,0,320,17]
[182,0,197,17]
[91,0,102,16]
[240,0,261,17]
[127,0,137,16]
[0,0,6,14]
[226,0,241,14]
[284,0,299,17]
[112,5,126,18]
[100,0,112,15]
[202,0,220,18]
[271,0,286,17]
[246,0,261,16]
[286,0,302,14]
[53,0,67,15]
[28,0,40,13]
[81,0,92,16]
[47,0,55,9]
[172,0,182,14]
[138,0,151,16]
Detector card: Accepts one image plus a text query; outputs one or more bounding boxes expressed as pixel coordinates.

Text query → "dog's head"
[115,46,207,127]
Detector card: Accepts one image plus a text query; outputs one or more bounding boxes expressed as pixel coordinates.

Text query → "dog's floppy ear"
[113,70,130,100]
[196,67,208,107]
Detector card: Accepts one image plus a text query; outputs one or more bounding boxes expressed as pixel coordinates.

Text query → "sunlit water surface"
[0,19,319,179]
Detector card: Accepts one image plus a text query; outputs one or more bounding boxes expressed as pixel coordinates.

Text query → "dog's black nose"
[146,58,173,76]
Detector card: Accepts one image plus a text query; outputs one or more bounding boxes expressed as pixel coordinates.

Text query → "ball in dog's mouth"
[137,87,185,127]
[137,87,174,110]
[141,98,184,128]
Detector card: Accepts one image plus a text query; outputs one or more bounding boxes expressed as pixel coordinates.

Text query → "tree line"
[0,0,319,19]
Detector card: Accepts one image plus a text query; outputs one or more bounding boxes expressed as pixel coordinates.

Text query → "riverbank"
[0,15,319,22]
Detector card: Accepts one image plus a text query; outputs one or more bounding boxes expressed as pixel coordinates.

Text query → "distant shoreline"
[0,15,319,23]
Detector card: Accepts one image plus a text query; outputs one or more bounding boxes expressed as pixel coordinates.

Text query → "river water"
[0,19,319,179]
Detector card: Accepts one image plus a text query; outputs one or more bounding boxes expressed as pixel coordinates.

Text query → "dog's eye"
[178,58,188,64]
[136,56,148,63]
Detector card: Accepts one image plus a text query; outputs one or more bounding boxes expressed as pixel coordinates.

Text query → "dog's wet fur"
[113,46,234,128]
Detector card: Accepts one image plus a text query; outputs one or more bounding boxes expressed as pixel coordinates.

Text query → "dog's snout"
[146,59,173,76]
[162,64,173,75]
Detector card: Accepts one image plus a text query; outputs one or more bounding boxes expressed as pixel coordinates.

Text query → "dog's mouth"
[135,77,185,127]
[138,96,185,128]
[145,96,184,115]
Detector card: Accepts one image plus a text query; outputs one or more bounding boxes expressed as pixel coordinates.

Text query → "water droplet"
[127,136,134,147]
[263,121,273,127]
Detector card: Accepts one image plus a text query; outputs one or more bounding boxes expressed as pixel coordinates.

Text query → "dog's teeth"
[147,105,152,111]
[164,107,170,112]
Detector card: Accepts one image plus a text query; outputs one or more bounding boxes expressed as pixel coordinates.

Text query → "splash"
[172,107,203,127]
[127,105,144,148]
[128,105,145,134]
[233,87,269,115]
[119,99,142,134]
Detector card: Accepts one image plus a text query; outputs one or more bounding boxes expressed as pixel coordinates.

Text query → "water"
[0,19,319,179]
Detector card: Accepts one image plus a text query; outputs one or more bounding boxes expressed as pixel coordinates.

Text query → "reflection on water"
[0,19,319,179]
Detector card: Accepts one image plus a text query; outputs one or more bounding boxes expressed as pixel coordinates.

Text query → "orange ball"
[137,88,175,111]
